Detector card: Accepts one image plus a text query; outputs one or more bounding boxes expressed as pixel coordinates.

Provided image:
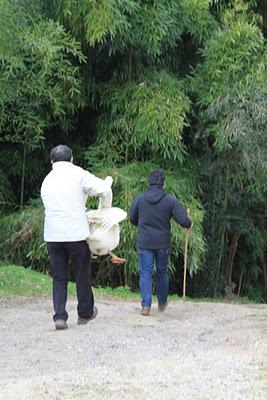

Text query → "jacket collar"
[52,161,73,170]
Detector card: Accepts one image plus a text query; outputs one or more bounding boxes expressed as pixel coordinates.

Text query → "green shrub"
[0,201,49,273]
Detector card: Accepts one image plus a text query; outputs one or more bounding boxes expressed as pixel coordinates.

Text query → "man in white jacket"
[41,144,112,330]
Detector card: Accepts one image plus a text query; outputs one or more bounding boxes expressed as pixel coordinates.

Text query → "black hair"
[50,145,72,163]
[148,170,165,186]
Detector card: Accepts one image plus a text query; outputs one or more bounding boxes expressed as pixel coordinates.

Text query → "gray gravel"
[0,295,266,399]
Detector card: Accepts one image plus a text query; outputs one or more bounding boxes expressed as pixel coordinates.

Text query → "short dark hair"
[148,170,165,186]
[50,145,72,163]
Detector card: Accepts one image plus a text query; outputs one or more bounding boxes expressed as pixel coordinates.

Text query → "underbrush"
[0,201,49,273]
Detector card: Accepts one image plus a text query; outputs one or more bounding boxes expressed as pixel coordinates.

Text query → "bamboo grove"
[0,0,267,301]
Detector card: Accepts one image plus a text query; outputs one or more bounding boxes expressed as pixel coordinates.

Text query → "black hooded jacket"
[130,184,192,249]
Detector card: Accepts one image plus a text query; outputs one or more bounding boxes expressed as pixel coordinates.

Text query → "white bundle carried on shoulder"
[86,176,127,264]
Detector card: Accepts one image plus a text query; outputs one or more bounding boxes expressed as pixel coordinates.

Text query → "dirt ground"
[0,295,266,400]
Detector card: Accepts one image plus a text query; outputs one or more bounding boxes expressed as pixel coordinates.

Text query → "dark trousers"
[47,241,94,321]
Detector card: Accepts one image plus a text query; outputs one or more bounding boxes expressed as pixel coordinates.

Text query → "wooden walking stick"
[183,209,190,302]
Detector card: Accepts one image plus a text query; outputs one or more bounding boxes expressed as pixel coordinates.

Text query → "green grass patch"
[94,285,140,299]
[0,263,72,296]
[0,263,259,304]
[0,263,182,301]
[0,263,140,299]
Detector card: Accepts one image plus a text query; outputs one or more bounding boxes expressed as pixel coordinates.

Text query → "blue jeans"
[138,248,170,308]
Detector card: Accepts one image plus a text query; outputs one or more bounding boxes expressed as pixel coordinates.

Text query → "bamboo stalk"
[183,209,190,302]
[20,142,27,208]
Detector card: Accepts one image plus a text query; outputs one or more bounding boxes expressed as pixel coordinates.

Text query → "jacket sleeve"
[81,171,113,208]
[171,198,192,228]
[130,197,139,226]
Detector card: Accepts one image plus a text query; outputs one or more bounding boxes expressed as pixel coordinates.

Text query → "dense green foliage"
[0,0,85,206]
[0,0,266,301]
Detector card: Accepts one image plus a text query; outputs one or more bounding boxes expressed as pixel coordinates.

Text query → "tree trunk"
[237,272,243,296]
[261,258,267,289]
[20,143,27,207]
[225,231,241,296]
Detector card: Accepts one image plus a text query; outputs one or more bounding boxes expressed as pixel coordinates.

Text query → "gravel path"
[0,295,266,400]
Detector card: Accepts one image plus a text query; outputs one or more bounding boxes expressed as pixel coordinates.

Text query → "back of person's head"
[148,170,165,187]
[50,145,72,163]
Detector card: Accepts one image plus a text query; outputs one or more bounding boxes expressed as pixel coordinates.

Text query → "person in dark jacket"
[130,170,192,316]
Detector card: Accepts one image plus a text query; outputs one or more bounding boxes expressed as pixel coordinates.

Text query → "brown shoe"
[158,302,168,312]
[141,307,151,316]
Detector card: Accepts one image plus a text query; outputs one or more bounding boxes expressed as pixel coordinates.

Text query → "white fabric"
[41,161,112,242]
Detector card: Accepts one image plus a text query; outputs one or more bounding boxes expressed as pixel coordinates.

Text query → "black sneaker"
[77,306,98,325]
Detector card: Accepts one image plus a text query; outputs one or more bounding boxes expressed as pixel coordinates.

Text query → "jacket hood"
[144,185,167,204]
